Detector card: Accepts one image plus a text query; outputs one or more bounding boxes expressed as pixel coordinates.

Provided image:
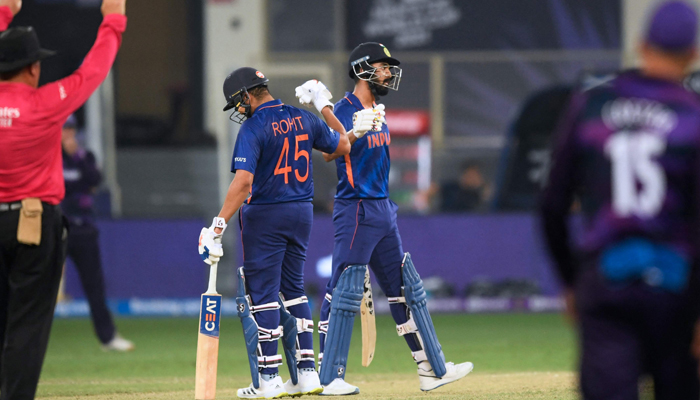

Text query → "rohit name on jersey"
[271,116,304,136]
[366,131,390,149]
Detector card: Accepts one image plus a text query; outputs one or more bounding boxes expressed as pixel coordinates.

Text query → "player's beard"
[369,82,390,98]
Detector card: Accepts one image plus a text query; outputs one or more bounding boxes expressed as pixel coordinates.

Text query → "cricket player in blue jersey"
[197,67,366,399]
[303,43,473,395]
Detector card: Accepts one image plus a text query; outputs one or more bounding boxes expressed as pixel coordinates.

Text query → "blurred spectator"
[440,161,489,212]
[61,116,134,352]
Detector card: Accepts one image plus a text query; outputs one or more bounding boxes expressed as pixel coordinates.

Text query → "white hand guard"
[295,79,334,113]
[198,217,226,265]
[352,104,386,139]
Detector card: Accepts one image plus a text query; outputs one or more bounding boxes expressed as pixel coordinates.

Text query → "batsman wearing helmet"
[300,42,473,395]
[197,67,350,398]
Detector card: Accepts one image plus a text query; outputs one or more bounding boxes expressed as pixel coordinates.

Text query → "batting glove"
[198,217,226,265]
[352,104,386,138]
[295,79,334,113]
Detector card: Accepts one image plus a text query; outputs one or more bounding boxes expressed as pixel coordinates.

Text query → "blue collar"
[343,92,377,111]
[343,92,365,111]
[254,99,284,113]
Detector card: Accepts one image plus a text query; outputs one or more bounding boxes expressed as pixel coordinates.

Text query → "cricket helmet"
[223,67,269,123]
[348,42,402,95]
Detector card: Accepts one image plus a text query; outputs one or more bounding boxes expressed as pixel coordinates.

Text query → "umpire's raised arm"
[35,0,127,122]
[0,0,20,28]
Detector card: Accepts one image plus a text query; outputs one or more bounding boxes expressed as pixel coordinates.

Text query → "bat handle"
[206,262,218,294]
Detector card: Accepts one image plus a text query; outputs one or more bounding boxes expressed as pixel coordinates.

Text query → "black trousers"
[576,267,700,400]
[0,204,66,400]
[66,222,115,344]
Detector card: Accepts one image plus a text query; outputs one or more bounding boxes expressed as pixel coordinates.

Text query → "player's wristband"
[314,97,334,114]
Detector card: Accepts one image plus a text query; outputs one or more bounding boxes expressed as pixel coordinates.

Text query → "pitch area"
[38,313,578,399]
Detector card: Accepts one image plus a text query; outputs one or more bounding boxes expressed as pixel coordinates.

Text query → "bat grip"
[206,262,218,294]
[205,236,221,294]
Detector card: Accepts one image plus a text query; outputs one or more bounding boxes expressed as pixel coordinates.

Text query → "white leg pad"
[297,318,314,333]
[396,316,419,336]
[258,326,283,342]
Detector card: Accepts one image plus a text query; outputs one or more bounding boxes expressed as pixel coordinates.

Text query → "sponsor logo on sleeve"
[235,157,247,163]
[59,84,67,100]
[0,107,20,127]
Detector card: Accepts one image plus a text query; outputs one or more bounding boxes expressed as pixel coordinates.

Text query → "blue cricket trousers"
[319,198,421,360]
[240,201,316,373]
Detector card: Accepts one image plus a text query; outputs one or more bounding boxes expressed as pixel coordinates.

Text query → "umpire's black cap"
[348,42,400,79]
[223,67,269,111]
[0,27,55,73]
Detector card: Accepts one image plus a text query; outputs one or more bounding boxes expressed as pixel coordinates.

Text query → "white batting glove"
[295,79,334,113]
[352,104,386,138]
[198,217,226,265]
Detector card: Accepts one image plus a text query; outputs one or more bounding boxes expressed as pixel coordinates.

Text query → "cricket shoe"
[320,378,359,396]
[418,361,474,391]
[101,334,135,352]
[284,368,323,396]
[237,376,287,399]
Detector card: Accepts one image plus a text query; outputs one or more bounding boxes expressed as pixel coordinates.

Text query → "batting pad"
[402,253,447,378]
[319,264,366,386]
[236,267,261,389]
[278,294,300,385]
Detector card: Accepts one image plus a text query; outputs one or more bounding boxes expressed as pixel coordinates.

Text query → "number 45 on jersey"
[275,134,309,184]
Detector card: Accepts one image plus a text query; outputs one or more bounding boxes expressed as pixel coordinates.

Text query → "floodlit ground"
[38,314,582,399]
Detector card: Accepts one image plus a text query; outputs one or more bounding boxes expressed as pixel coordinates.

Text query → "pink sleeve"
[0,6,13,30]
[35,14,127,122]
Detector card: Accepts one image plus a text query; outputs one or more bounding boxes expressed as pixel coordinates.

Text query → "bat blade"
[195,293,222,400]
[360,269,376,367]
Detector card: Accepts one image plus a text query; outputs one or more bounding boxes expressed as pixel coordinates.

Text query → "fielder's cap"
[0,27,55,73]
[63,114,77,129]
[222,67,269,111]
[646,1,698,51]
[348,42,400,79]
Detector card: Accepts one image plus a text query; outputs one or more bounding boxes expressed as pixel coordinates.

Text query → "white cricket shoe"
[320,378,359,396]
[284,368,323,396]
[418,361,474,391]
[237,375,287,399]
[101,334,135,352]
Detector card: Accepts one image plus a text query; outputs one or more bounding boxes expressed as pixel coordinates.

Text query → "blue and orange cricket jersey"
[333,92,391,199]
[231,99,340,204]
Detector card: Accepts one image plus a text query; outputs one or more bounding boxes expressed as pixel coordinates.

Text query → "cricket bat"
[360,268,376,367]
[195,261,222,400]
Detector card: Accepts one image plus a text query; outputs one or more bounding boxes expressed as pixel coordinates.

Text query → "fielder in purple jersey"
[197,67,350,399]
[540,2,700,399]
[61,115,134,352]
[310,42,473,395]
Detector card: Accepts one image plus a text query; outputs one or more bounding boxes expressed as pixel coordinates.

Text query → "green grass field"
[38,313,580,399]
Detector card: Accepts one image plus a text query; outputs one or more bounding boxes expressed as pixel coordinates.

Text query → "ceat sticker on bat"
[256,71,265,79]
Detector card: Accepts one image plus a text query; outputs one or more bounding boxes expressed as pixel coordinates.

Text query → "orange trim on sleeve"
[344,155,355,188]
